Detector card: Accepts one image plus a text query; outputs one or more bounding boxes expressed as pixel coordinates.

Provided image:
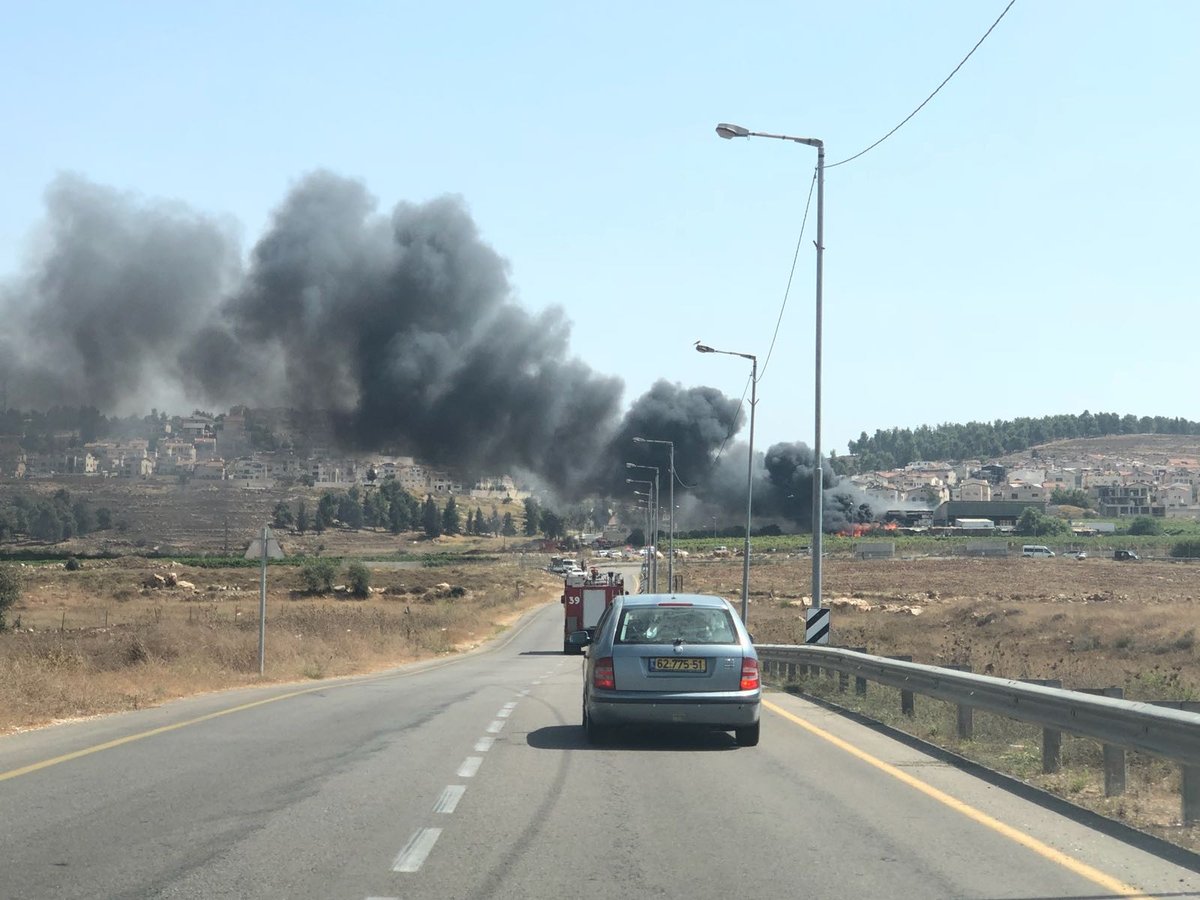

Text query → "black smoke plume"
[1,172,869,526]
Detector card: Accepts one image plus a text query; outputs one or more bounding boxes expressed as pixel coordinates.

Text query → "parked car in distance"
[571,593,761,746]
[1114,549,1140,561]
[1062,549,1088,560]
[1021,545,1055,558]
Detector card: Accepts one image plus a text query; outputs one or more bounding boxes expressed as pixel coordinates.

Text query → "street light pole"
[695,341,757,624]
[627,477,657,591]
[626,462,660,591]
[716,122,825,611]
[633,437,675,591]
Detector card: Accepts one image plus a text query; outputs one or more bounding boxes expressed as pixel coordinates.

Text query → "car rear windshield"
[615,606,738,645]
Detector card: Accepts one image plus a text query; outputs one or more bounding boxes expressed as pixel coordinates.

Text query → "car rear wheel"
[735,722,760,747]
[583,706,608,744]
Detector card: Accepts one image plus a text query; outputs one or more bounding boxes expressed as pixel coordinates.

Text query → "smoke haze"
[0,172,872,527]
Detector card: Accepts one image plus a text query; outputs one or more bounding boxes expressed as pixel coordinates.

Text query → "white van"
[1021,545,1055,558]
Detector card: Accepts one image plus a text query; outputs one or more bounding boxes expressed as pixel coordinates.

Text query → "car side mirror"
[568,630,592,646]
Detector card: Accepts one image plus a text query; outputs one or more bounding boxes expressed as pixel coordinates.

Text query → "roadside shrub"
[346,561,371,598]
[1170,539,1200,559]
[64,556,82,571]
[1128,516,1162,536]
[0,565,21,629]
[300,558,338,594]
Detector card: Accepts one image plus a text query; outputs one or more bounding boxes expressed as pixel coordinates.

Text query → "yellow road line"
[1,603,552,784]
[763,697,1156,899]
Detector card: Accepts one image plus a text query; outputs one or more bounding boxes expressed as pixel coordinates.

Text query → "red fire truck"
[560,568,626,654]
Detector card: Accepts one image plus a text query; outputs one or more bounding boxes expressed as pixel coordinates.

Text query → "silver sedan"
[571,593,761,746]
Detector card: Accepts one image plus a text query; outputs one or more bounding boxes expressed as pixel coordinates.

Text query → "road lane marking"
[457,756,482,777]
[433,785,466,814]
[496,708,513,718]
[474,736,495,752]
[486,719,505,734]
[392,827,442,872]
[519,689,530,696]
[763,698,1155,899]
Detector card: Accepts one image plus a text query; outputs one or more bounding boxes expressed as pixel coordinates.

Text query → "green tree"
[422,496,442,538]
[29,504,64,543]
[474,506,486,535]
[523,498,541,536]
[338,493,364,529]
[296,501,310,534]
[1128,515,1162,536]
[489,506,502,536]
[1170,539,1200,559]
[272,501,294,529]
[442,496,461,535]
[1016,508,1070,537]
[389,495,412,534]
[501,512,516,536]
[540,509,565,540]
[0,565,20,630]
[300,557,337,593]
[345,560,371,597]
[1050,488,1090,508]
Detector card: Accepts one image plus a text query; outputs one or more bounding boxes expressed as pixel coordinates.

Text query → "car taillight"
[593,657,615,690]
[740,658,759,690]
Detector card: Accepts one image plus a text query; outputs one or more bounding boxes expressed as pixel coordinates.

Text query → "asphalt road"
[2,602,1197,899]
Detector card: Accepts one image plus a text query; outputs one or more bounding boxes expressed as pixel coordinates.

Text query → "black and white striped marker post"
[805,606,830,644]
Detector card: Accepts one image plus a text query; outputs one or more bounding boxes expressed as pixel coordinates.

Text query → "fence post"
[1081,686,1126,796]
[947,664,973,739]
[786,662,797,681]
[1184,766,1200,826]
[1020,678,1064,773]
[852,647,867,695]
[889,655,914,716]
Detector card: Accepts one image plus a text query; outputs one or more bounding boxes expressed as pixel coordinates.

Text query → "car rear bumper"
[588,689,761,728]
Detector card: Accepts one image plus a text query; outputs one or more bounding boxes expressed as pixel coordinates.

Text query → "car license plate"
[650,657,707,672]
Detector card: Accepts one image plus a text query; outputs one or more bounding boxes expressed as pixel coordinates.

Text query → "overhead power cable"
[828,0,1017,169]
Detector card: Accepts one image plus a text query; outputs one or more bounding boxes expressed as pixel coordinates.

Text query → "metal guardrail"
[755,644,1200,821]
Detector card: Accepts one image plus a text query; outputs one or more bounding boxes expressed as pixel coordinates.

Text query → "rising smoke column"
[182,171,628,494]
[756,441,874,532]
[1,171,751,499]
[599,380,744,496]
[0,175,240,412]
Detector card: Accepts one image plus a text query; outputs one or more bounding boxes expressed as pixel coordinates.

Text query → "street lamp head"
[716,123,750,139]
[694,341,716,354]
[632,437,647,444]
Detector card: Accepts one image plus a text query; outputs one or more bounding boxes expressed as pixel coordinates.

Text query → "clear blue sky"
[2,1,1196,455]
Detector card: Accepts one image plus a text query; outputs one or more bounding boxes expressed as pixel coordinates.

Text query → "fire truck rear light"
[740,658,759,690]
[594,657,615,690]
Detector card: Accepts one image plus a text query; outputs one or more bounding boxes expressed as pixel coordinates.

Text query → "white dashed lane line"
[392,827,442,872]
[457,756,483,778]
[384,691,530,883]
[433,785,466,814]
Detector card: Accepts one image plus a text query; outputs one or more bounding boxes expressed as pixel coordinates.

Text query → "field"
[675,552,1200,850]
[0,553,560,735]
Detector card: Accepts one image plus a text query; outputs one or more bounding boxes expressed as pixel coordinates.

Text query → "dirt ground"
[678,554,1200,696]
[674,553,1200,850]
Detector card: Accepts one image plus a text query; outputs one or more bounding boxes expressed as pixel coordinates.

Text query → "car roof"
[618,593,734,610]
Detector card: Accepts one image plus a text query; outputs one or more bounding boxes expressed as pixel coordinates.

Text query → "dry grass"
[684,554,1200,852]
[0,556,559,734]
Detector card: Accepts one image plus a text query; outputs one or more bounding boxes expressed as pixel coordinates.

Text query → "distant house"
[1096,482,1153,517]
[957,479,992,502]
